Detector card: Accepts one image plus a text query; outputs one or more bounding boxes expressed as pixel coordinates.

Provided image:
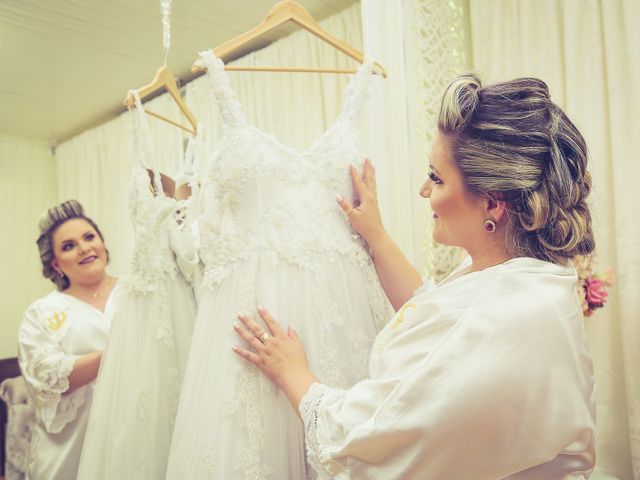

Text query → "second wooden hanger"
[192,0,387,77]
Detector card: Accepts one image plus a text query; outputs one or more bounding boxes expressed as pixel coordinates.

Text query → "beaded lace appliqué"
[122,91,190,473]
[195,50,393,479]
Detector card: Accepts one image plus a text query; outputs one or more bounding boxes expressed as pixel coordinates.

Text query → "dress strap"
[196,50,246,128]
[128,90,164,196]
[340,56,375,126]
[176,131,206,222]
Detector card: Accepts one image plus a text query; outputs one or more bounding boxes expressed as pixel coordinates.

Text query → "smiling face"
[50,218,108,288]
[419,133,487,249]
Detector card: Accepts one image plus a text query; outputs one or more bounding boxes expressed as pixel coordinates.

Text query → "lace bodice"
[125,92,183,291]
[196,50,375,288]
[165,53,394,480]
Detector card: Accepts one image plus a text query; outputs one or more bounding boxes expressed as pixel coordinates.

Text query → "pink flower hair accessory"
[574,255,614,317]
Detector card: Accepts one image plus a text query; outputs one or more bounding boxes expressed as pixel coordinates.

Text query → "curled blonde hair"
[438,74,595,265]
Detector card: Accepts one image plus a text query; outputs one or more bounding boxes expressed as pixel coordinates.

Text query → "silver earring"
[484,219,496,233]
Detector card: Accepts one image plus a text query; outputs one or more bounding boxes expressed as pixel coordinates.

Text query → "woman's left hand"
[233,307,318,409]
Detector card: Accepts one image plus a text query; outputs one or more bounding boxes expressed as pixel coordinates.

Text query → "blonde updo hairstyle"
[437,73,595,265]
[36,200,108,290]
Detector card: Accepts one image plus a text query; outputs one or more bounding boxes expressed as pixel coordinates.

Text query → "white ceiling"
[0,0,356,144]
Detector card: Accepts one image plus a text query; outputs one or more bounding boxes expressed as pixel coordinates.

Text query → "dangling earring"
[484,219,496,233]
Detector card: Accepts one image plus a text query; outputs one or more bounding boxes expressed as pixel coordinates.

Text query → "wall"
[0,134,57,358]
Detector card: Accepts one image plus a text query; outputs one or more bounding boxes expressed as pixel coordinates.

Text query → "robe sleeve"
[18,302,88,434]
[299,278,596,479]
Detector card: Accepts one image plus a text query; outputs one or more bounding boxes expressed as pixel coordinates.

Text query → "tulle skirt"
[77,275,196,480]
[165,253,390,480]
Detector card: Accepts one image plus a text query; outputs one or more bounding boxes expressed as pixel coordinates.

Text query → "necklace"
[70,277,113,301]
[90,277,113,298]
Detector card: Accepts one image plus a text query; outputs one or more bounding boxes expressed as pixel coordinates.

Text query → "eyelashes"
[428,171,442,184]
[60,233,96,252]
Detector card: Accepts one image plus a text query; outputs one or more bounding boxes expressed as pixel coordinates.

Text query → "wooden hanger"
[192,0,387,77]
[123,67,198,136]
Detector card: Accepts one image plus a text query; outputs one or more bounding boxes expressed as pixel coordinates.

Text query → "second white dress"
[76,92,198,480]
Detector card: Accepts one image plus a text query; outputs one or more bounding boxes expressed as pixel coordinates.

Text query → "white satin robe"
[17,291,112,480]
[299,257,596,479]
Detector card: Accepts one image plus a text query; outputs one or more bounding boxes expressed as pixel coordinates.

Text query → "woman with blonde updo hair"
[18,200,116,480]
[436,73,594,265]
[228,73,597,479]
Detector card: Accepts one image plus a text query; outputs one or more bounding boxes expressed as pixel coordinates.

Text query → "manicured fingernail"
[231,345,238,352]
[257,305,265,314]
[336,194,344,202]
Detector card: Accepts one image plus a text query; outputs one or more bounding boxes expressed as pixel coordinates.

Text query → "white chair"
[0,376,34,480]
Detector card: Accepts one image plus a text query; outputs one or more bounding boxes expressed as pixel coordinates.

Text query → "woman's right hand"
[67,351,103,392]
[337,158,387,247]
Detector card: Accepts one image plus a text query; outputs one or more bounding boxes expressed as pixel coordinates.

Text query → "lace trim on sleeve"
[300,383,332,479]
[27,353,88,434]
[299,383,352,480]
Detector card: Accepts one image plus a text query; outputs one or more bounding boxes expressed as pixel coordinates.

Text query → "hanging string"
[160,0,172,67]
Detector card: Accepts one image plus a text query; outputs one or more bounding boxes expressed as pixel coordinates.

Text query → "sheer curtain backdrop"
[404,0,469,279]
[361,0,469,278]
[361,0,416,266]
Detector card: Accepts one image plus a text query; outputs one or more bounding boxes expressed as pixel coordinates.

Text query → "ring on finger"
[258,332,272,344]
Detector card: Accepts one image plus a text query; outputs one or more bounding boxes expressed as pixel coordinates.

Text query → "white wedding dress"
[165,51,392,480]
[77,92,198,480]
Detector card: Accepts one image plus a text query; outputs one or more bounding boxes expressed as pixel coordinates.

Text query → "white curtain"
[361,0,469,278]
[467,1,639,478]
[55,2,363,277]
[405,0,470,280]
[0,134,57,358]
[360,0,416,265]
